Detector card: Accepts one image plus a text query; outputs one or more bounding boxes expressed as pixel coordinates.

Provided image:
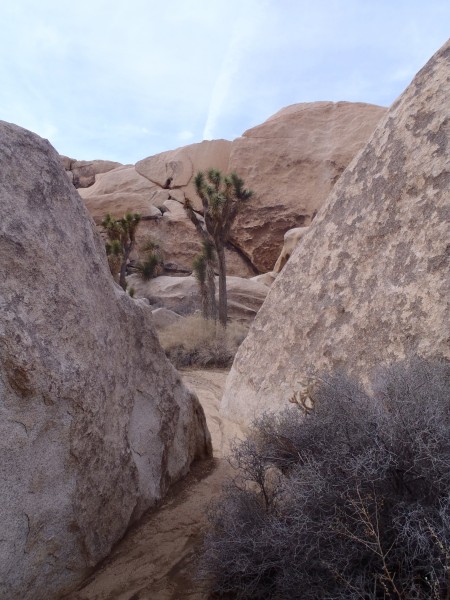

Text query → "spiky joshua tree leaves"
[102,212,141,290]
[185,169,253,327]
[135,237,164,281]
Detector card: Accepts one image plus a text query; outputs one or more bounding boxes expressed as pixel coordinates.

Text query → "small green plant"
[102,212,141,290]
[128,287,135,298]
[135,237,163,281]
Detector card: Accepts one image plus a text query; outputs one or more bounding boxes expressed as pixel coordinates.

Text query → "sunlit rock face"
[221,40,450,427]
[229,101,386,272]
[60,156,122,188]
[0,122,211,600]
[73,102,385,275]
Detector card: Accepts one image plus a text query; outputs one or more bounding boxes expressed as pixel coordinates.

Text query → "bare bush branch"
[199,358,450,599]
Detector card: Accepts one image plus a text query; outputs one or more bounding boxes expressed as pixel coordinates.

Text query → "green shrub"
[200,358,450,599]
[135,237,164,280]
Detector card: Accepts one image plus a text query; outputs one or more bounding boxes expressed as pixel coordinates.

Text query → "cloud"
[0,0,449,162]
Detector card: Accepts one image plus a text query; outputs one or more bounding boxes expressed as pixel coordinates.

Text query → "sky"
[0,1,448,164]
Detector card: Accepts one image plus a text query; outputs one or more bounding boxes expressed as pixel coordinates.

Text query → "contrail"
[202,1,263,140]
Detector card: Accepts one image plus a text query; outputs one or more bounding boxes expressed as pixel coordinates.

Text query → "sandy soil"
[65,369,241,600]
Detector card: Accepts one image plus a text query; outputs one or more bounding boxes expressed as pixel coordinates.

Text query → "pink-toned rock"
[78,165,162,223]
[229,101,386,272]
[127,274,269,323]
[61,156,122,188]
[75,103,386,277]
[136,140,232,209]
[273,226,310,273]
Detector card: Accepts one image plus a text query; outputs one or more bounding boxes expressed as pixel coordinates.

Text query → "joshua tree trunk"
[216,243,227,327]
[187,169,252,328]
[119,243,131,290]
[206,257,217,321]
[198,279,209,319]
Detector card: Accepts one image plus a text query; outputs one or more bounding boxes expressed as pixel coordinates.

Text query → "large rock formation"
[0,122,211,599]
[229,101,387,271]
[61,156,122,188]
[135,139,232,207]
[78,160,254,277]
[78,164,162,222]
[221,41,450,427]
[127,274,270,323]
[74,102,385,276]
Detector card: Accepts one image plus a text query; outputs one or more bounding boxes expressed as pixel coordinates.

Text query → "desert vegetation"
[159,315,247,368]
[135,236,164,280]
[200,358,450,599]
[185,169,253,327]
[102,211,141,289]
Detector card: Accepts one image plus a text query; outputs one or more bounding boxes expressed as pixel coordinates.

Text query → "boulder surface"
[60,156,122,188]
[222,41,450,427]
[128,274,270,323]
[74,103,385,275]
[229,101,386,271]
[0,122,211,600]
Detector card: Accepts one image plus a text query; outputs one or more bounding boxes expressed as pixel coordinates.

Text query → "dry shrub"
[200,357,450,599]
[159,315,248,368]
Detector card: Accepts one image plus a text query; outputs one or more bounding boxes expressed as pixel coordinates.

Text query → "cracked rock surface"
[222,40,450,427]
[0,122,211,600]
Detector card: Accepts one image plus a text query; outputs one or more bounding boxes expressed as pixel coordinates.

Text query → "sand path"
[65,369,240,600]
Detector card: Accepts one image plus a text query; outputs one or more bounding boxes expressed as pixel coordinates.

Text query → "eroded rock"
[222,41,450,427]
[273,226,310,273]
[0,122,211,600]
[128,274,269,323]
[77,103,384,276]
[60,156,122,188]
[229,101,386,271]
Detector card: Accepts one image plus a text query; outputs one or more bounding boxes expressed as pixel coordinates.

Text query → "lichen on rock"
[222,40,450,427]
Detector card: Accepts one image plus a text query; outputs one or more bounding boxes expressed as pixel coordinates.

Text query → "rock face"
[61,156,122,188]
[229,101,386,271]
[221,41,450,427]
[78,164,162,222]
[74,103,385,276]
[273,226,310,273]
[0,122,211,600]
[128,274,270,323]
[135,139,232,208]
[78,161,253,277]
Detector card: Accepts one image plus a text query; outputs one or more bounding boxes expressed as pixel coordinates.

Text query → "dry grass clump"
[158,315,248,368]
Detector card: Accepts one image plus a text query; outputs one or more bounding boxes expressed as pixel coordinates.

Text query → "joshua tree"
[185,169,253,327]
[192,240,217,320]
[135,237,164,281]
[102,212,141,290]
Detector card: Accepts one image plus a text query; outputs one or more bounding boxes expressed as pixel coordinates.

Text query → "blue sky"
[0,1,448,163]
